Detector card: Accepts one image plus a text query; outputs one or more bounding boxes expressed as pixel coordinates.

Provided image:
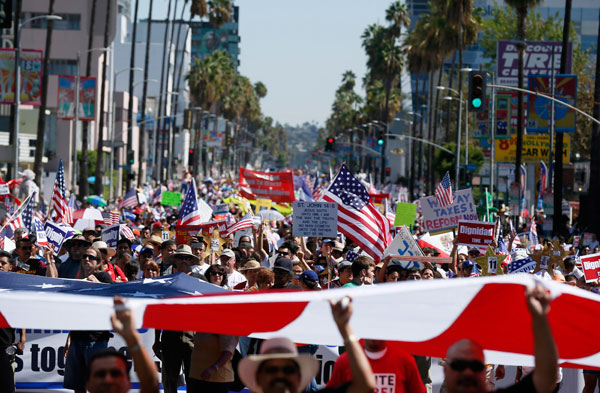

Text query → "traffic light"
[127,150,135,165]
[188,148,195,165]
[385,167,391,176]
[127,172,136,181]
[0,0,12,29]
[468,71,487,112]
[377,138,384,146]
[225,133,232,146]
[325,137,335,152]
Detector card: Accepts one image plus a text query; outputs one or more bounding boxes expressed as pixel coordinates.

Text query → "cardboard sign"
[457,220,496,248]
[43,222,70,256]
[161,191,182,206]
[583,232,595,246]
[580,253,600,283]
[508,257,537,274]
[419,189,478,233]
[212,203,229,215]
[292,201,338,238]
[175,225,203,246]
[101,224,120,248]
[383,226,424,269]
[0,184,9,195]
[238,168,295,203]
[394,203,417,227]
[255,198,272,212]
[161,231,171,242]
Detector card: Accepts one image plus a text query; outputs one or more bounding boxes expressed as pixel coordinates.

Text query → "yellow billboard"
[495,134,569,163]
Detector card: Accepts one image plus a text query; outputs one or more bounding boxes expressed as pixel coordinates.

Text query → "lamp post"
[69,47,111,189]
[437,86,462,188]
[13,15,62,180]
[152,91,178,182]
[407,111,422,199]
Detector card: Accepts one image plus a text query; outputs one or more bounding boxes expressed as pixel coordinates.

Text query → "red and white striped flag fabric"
[119,189,138,209]
[103,211,120,226]
[223,214,254,237]
[51,159,70,223]
[177,179,202,226]
[8,215,23,232]
[120,224,135,240]
[322,165,391,262]
[2,274,600,369]
[435,171,454,207]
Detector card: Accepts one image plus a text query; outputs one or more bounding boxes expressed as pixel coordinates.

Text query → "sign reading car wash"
[419,189,478,233]
[495,134,570,163]
[457,220,496,248]
[580,253,600,283]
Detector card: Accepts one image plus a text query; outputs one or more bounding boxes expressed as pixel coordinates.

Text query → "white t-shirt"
[192,263,209,276]
[227,270,247,289]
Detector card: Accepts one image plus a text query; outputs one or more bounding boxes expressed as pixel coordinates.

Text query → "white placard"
[419,189,478,233]
[292,201,338,238]
[383,226,424,269]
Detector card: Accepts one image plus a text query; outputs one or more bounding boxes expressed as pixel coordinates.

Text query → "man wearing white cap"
[220,249,247,289]
[238,298,376,393]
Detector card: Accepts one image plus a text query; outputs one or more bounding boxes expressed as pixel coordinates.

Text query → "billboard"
[495,94,512,139]
[0,48,43,105]
[495,134,570,163]
[527,74,576,133]
[496,41,572,87]
[57,75,96,121]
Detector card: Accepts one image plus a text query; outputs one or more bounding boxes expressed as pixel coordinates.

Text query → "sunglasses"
[210,271,224,276]
[448,359,485,373]
[82,254,100,261]
[262,365,299,375]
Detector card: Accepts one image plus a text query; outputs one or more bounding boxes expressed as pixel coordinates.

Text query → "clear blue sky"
[137,0,395,127]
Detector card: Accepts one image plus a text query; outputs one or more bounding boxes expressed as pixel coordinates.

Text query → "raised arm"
[330,298,376,393]
[111,296,159,393]
[449,238,459,275]
[377,255,392,284]
[528,285,558,393]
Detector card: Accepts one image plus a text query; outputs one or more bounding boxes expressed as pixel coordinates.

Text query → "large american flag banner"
[435,172,453,207]
[51,159,70,223]
[322,165,391,261]
[177,179,203,226]
[1,273,600,369]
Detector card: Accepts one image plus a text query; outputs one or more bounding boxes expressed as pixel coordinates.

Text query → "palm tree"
[504,0,543,213]
[126,0,139,191]
[34,0,55,188]
[79,0,98,199]
[94,0,113,195]
[137,0,154,185]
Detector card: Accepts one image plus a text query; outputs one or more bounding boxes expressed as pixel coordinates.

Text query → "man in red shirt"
[327,339,425,393]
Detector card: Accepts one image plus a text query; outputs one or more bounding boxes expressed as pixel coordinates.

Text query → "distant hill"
[284,122,321,168]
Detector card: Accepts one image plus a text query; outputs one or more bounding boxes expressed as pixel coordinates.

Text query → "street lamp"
[438,86,463,187]
[444,96,470,172]
[13,14,62,180]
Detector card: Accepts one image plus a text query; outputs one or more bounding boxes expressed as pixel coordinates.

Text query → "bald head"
[444,339,486,393]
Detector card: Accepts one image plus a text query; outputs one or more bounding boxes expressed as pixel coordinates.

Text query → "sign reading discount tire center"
[495,134,570,163]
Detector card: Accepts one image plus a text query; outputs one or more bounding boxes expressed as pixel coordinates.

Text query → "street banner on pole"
[495,94,512,139]
[239,168,295,203]
[57,75,96,121]
[0,48,43,105]
[527,75,577,133]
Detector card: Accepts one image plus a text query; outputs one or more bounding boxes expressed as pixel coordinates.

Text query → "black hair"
[205,264,228,287]
[564,257,576,269]
[406,267,421,276]
[124,260,139,281]
[87,349,130,381]
[117,238,132,247]
[0,250,13,262]
[15,237,33,249]
[160,240,176,250]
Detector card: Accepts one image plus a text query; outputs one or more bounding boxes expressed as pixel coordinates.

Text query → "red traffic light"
[189,149,194,154]
[327,138,334,143]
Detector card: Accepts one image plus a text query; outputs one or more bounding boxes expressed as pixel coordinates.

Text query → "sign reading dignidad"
[457,220,496,248]
[580,253,600,283]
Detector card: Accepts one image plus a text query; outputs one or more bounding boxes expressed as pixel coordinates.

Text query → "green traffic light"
[472,98,482,108]
[377,139,384,146]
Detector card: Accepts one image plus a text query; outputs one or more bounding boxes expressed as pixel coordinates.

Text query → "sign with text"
[495,134,570,163]
[495,94,512,139]
[457,220,496,248]
[527,75,576,133]
[239,168,295,203]
[211,203,229,215]
[175,224,203,246]
[292,201,337,237]
[394,202,417,227]
[43,222,69,256]
[101,224,120,248]
[0,49,43,105]
[496,40,572,87]
[161,191,181,206]
[580,253,600,283]
[0,184,9,195]
[419,189,478,233]
[383,226,424,269]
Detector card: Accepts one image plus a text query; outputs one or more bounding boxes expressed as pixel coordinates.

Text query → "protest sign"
[394,203,417,227]
[292,201,337,238]
[418,232,455,257]
[369,193,389,204]
[383,226,424,269]
[212,203,229,215]
[137,192,147,205]
[580,253,600,283]
[43,222,69,256]
[175,225,203,246]
[457,220,496,248]
[508,257,537,274]
[0,184,9,195]
[419,189,478,233]
[255,198,272,212]
[583,232,595,246]
[101,224,120,248]
[197,198,214,222]
[239,168,295,203]
[161,191,182,206]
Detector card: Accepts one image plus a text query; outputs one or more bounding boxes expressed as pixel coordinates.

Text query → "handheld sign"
[419,189,477,233]
[255,198,272,213]
[580,253,600,283]
[212,203,229,216]
[292,201,338,238]
[101,224,120,248]
[383,226,425,269]
[44,222,70,256]
[394,203,417,227]
[161,191,182,206]
[457,220,496,248]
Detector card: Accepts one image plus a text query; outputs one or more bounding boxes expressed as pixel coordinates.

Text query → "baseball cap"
[299,270,318,282]
[314,265,325,273]
[274,257,293,273]
[338,261,353,271]
[462,260,476,270]
[220,249,235,259]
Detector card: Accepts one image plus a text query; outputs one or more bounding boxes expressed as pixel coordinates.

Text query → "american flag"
[8,215,23,232]
[177,179,203,226]
[508,257,536,274]
[51,159,70,223]
[152,187,162,204]
[528,216,539,245]
[6,192,34,233]
[383,198,395,227]
[120,224,135,240]
[537,161,547,210]
[312,174,323,201]
[102,211,120,225]
[345,249,360,262]
[224,213,254,237]
[435,172,454,207]
[68,194,80,210]
[33,217,48,246]
[497,238,512,264]
[120,189,138,209]
[22,192,35,233]
[322,165,391,262]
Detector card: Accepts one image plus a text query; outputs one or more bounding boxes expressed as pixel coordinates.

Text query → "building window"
[23,13,81,30]
[48,59,77,76]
